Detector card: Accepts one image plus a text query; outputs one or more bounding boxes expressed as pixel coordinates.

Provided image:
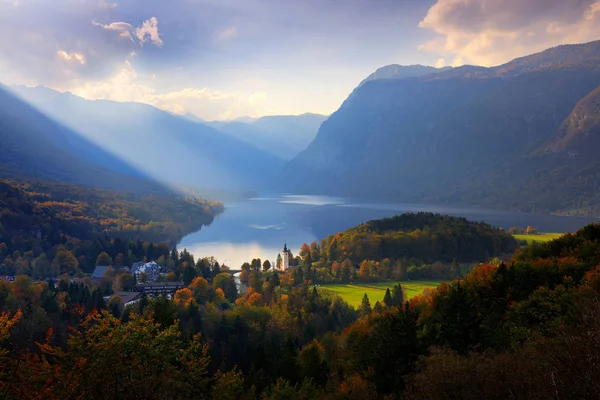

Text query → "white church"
[280,242,291,271]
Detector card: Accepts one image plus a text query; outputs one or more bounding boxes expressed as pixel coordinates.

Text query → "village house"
[131,261,161,282]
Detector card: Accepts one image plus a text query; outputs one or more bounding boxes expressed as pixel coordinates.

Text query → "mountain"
[11,87,284,190]
[182,112,206,124]
[357,64,451,87]
[205,113,327,160]
[0,86,166,193]
[278,41,600,215]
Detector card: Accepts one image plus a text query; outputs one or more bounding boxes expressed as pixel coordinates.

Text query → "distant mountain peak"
[358,64,452,87]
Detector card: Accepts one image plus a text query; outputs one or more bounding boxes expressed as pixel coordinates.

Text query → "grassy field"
[513,233,563,245]
[317,281,443,308]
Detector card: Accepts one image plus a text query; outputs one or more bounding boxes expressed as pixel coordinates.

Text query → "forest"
[281,213,517,283]
[0,178,223,276]
[319,213,517,265]
[1,221,600,399]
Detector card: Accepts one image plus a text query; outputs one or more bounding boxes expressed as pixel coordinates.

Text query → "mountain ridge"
[0,86,168,194]
[278,40,600,215]
[10,86,285,191]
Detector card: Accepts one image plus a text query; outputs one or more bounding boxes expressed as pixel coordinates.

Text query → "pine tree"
[358,293,372,317]
[182,263,198,286]
[383,288,393,308]
[373,301,384,314]
[391,284,404,307]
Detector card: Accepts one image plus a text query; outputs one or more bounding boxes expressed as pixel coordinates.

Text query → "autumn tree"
[52,248,79,275]
[213,273,237,302]
[188,276,211,304]
[96,252,113,267]
[297,340,328,387]
[116,273,136,291]
[174,288,194,307]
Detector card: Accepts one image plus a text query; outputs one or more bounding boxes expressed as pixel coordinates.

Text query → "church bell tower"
[281,242,290,270]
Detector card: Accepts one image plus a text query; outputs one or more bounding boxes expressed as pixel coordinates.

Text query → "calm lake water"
[178,194,597,269]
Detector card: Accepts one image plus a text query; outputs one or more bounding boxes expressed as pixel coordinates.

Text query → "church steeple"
[281,242,290,270]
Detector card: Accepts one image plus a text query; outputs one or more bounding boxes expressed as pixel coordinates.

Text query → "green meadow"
[513,232,564,245]
[317,281,444,308]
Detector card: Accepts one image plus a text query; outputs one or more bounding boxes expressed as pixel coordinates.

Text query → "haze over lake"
[178,194,597,268]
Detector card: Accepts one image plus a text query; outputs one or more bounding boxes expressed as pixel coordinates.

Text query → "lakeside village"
[0,223,549,310]
[0,243,295,308]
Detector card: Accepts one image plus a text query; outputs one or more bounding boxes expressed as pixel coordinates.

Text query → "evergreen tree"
[358,293,372,317]
[196,259,210,279]
[182,263,198,286]
[373,301,384,314]
[383,288,393,308]
[213,262,221,276]
[391,284,404,307]
[170,247,179,264]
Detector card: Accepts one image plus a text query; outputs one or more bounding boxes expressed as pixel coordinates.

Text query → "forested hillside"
[1,217,600,398]
[320,213,517,265]
[11,86,284,190]
[0,86,165,193]
[279,40,600,216]
[0,178,223,275]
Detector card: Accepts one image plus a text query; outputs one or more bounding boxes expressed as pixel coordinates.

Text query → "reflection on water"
[277,194,346,206]
[178,194,597,269]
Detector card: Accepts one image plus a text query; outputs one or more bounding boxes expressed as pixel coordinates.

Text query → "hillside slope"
[279,41,600,215]
[11,87,284,190]
[0,87,164,193]
[207,113,327,160]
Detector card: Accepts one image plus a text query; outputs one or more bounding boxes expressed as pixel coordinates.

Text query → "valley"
[177,193,594,268]
[1,5,600,396]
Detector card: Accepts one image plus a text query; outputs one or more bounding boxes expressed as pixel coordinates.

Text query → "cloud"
[70,61,269,120]
[135,17,163,46]
[0,0,19,10]
[93,18,163,46]
[419,0,600,66]
[217,27,238,41]
[0,1,150,87]
[434,58,445,68]
[98,0,117,9]
[57,50,86,64]
[92,21,134,41]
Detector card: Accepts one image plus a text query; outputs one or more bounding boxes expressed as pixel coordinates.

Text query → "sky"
[1,0,599,120]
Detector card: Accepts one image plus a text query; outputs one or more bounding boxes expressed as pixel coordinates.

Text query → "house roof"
[135,281,184,289]
[131,261,161,274]
[91,266,110,278]
[109,292,142,305]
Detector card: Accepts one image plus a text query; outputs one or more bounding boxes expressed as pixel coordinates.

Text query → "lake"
[178,194,597,269]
